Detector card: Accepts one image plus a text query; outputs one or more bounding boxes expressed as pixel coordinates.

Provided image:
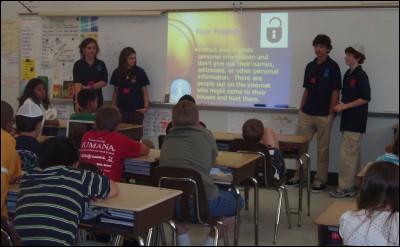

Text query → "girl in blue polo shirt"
[111,47,150,140]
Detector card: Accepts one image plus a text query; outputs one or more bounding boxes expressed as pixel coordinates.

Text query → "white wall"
[2,1,399,175]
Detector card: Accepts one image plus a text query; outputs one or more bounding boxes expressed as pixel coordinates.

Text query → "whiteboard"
[19,8,399,112]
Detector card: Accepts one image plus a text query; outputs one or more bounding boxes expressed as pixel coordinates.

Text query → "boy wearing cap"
[330,44,371,198]
[287,34,342,193]
[15,100,44,172]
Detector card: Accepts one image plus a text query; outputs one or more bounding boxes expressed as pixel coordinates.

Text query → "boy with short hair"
[330,44,371,198]
[288,34,342,193]
[13,136,119,245]
[242,118,285,179]
[70,88,97,121]
[79,106,150,182]
[159,100,244,246]
[15,99,44,172]
[1,100,22,219]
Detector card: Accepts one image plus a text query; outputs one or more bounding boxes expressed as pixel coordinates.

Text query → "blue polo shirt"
[110,65,150,111]
[73,58,108,107]
[302,56,342,116]
[340,65,371,133]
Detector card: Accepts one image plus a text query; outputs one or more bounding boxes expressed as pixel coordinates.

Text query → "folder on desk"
[210,167,233,184]
[124,160,151,176]
[99,208,134,227]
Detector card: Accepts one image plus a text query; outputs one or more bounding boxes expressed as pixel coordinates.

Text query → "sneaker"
[329,187,356,198]
[312,183,327,193]
[286,178,306,187]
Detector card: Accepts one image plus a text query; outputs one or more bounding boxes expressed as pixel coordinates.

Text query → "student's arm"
[299,89,308,111]
[139,142,150,156]
[137,86,149,114]
[330,90,340,115]
[111,86,119,109]
[74,83,82,112]
[333,98,369,113]
[91,80,107,90]
[107,179,119,198]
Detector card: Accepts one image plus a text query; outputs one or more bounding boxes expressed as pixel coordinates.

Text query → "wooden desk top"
[126,149,160,163]
[92,183,181,212]
[214,151,260,169]
[118,123,143,130]
[212,131,312,144]
[8,182,181,212]
[126,149,259,170]
[314,201,357,226]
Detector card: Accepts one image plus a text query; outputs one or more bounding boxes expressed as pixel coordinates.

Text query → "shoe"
[286,178,306,187]
[329,187,356,198]
[312,183,327,193]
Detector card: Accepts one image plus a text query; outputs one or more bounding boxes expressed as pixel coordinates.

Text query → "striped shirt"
[13,165,110,246]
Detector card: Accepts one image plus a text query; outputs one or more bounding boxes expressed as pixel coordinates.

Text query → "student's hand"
[385,144,393,153]
[91,198,103,202]
[136,107,148,114]
[333,101,346,113]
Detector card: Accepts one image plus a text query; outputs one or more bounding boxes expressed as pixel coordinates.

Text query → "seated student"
[15,99,44,173]
[12,136,119,246]
[376,128,399,165]
[18,78,59,126]
[70,88,97,121]
[339,161,399,246]
[242,118,285,179]
[1,101,22,219]
[79,106,150,182]
[159,100,244,246]
[165,94,206,134]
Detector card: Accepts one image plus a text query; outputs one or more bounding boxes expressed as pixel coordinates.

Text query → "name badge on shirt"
[88,81,95,86]
[123,88,130,94]
[350,79,356,87]
[310,77,317,84]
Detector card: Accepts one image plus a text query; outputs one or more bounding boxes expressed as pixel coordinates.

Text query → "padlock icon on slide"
[266,17,282,43]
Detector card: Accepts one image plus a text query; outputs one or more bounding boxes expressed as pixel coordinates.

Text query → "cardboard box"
[314,201,357,246]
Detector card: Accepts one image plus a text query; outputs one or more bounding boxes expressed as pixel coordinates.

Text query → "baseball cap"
[17,100,43,118]
[351,44,365,56]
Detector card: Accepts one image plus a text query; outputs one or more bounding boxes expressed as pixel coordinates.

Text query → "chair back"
[158,135,166,149]
[229,141,284,188]
[152,166,212,224]
[78,161,103,175]
[1,216,23,246]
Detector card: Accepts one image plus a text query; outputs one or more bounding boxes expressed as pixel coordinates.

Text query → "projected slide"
[166,12,290,107]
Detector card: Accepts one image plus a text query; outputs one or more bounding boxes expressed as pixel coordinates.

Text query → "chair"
[152,166,228,246]
[158,135,166,149]
[1,216,23,246]
[229,141,292,244]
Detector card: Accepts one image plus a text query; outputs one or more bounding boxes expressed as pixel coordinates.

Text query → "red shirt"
[79,130,141,182]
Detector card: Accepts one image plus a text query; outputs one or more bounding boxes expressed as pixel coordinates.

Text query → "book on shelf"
[62,80,75,99]
[53,83,61,99]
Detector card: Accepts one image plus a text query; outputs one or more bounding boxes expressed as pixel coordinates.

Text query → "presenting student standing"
[111,47,150,140]
[330,44,371,198]
[287,34,342,193]
[73,38,108,112]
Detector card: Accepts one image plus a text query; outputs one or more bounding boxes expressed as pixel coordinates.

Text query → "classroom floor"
[160,185,356,246]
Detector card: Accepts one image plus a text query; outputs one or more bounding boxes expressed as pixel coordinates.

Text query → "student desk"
[118,123,143,141]
[8,182,181,246]
[212,132,312,226]
[314,201,357,246]
[124,149,261,246]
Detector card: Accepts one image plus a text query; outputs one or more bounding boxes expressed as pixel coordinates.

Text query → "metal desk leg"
[233,186,241,246]
[304,153,311,216]
[249,177,259,246]
[297,155,304,227]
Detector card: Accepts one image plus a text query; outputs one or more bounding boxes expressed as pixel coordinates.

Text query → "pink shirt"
[80,130,141,182]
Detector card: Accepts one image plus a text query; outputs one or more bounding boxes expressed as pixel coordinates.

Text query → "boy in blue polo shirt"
[330,44,371,198]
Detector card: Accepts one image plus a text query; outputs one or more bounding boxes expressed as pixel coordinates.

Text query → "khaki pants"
[338,131,362,189]
[294,111,334,184]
